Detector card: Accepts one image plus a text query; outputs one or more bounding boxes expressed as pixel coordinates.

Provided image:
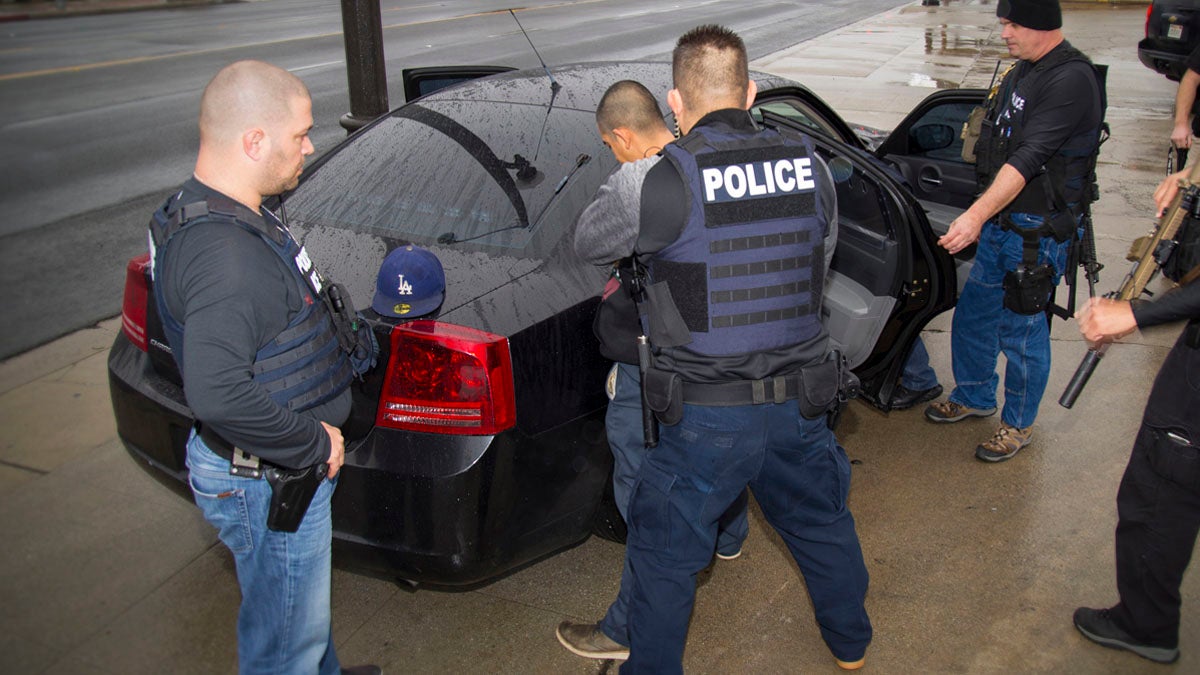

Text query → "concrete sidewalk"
[2,1,1195,673]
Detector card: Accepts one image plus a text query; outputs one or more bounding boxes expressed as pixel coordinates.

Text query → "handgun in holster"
[199,423,328,533]
[264,462,328,533]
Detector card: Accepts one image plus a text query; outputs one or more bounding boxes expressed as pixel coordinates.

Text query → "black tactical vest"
[975,43,1103,241]
[149,195,354,413]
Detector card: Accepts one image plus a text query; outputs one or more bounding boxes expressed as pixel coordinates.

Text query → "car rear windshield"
[284,99,601,253]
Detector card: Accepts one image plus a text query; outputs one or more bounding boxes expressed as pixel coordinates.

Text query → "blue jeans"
[621,402,871,673]
[901,337,939,390]
[186,432,340,675]
[948,214,1069,428]
[601,363,749,646]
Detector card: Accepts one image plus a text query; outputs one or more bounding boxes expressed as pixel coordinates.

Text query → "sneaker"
[924,399,997,423]
[556,621,629,660]
[1073,607,1180,664]
[890,383,943,410]
[716,547,742,561]
[974,422,1032,463]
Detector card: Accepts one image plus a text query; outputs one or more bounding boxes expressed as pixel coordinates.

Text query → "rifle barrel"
[1058,345,1106,409]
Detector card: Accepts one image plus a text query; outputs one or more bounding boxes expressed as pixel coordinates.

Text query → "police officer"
[1072,173,1200,665]
[926,0,1103,462]
[557,79,752,663]
[148,60,377,675]
[575,26,870,673]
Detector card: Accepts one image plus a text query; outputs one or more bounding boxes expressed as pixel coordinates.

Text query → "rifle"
[1059,161,1200,408]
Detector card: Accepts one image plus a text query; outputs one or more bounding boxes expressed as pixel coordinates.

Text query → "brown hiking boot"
[924,399,997,423]
[555,621,629,660]
[975,422,1033,462]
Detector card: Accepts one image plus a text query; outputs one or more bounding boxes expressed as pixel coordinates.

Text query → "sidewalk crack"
[0,458,49,475]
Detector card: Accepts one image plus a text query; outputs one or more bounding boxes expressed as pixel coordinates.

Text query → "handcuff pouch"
[643,367,683,426]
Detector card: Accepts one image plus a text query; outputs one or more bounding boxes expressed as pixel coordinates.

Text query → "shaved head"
[596,80,668,136]
[192,60,315,208]
[199,60,310,144]
[672,25,749,112]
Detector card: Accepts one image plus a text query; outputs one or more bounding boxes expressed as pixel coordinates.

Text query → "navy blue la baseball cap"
[372,244,446,318]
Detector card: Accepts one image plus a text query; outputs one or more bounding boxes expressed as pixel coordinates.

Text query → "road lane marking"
[0,0,614,82]
[289,60,344,73]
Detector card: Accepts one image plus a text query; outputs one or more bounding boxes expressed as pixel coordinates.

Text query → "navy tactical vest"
[148,194,354,412]
[653,122,826,357]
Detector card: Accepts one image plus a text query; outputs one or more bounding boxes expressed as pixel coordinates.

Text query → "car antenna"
[509,9,560,96]
[509,8,559,162]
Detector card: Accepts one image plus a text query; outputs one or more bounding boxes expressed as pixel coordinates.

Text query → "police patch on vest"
[697,146,817,227]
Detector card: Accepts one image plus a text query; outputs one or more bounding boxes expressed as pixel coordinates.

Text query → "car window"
[813,144,898,240]
[284,100,601,255]
[901,101,976,162]
[751,99,840,139]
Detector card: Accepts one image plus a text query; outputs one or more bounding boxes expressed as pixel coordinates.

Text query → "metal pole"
[339,0,389,134]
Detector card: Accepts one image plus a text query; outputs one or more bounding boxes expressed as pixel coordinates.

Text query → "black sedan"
[109,61,980,587]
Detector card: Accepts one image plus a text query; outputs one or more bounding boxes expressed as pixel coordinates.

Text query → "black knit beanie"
[996,0,1062,31]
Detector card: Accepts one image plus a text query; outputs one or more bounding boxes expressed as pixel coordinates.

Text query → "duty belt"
[679,373,803,406]
[196,423,265,478]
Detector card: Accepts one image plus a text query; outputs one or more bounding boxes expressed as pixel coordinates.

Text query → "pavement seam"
[0,458,48,475]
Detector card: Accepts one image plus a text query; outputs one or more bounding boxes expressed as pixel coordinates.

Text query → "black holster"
[1002,223,1056,316]
[816,351,860,430]
[264,463,328,533]
[1002,263,1055,315]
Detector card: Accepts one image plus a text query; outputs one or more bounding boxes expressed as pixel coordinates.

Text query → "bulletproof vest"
[148,194,354,413]
[975,43,1102,235]
[651,122,826,358]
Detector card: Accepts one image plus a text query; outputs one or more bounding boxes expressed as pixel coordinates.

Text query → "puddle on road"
[908,72,958,88]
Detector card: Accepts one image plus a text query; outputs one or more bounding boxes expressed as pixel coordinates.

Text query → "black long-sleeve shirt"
[1133,279,1200,328]
[156,178,350,469]
[1000,41,1102,203]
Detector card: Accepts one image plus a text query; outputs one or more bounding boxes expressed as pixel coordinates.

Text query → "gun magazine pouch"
[1003,263,1055,315]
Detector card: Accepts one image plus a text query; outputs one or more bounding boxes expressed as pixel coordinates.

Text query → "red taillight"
[376,320,516,435]
[1146,5,1153,37]
[121,253,151,352]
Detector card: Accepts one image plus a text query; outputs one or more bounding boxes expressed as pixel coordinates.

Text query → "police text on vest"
[702,158,814,203]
